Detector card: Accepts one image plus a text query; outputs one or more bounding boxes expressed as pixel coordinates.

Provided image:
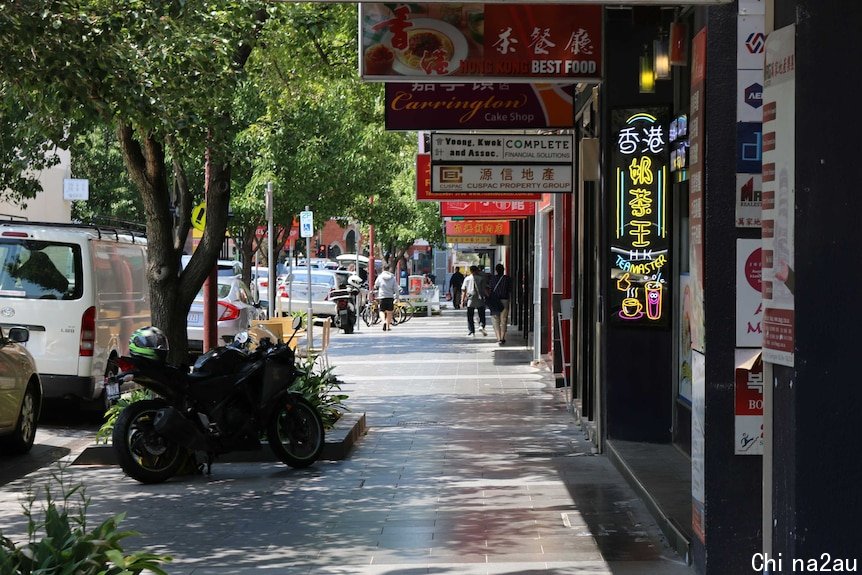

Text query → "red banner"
[441,201,534,218]
[416,154,541,201]
[446,220,510,236]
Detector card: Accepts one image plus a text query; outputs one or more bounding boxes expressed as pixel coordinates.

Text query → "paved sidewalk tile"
[0,311,692,575]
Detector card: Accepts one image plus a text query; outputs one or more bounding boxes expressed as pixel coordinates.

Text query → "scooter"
[107,317,324,484]
[330,275,362,334]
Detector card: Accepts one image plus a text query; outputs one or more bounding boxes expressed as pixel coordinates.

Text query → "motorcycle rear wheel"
[267,395,325,468]
[113,399,186,484]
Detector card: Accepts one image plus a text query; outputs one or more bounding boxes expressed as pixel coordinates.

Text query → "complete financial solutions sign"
[430,133,573,194]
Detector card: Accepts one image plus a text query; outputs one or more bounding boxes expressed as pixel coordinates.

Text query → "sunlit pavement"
[0,310,693,574]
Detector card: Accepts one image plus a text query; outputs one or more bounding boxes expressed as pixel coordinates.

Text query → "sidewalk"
[0,310,693,575]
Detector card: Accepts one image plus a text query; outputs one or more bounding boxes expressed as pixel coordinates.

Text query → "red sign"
[441,201,534,218]
[361,4,602,82]
[446,220,510,236]
[416,154,541,201]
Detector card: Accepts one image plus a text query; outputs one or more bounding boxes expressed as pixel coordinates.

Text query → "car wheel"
[0,381,39,454]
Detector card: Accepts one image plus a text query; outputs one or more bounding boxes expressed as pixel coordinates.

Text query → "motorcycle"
[329,275,362,334]
[107,317,324,484]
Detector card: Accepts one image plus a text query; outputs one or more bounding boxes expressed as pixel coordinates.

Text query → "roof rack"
[0,217,147,243]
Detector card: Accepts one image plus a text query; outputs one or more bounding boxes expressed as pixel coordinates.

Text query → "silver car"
[0,326,42,454]
[277,268,347,317]
[186,277,263,352]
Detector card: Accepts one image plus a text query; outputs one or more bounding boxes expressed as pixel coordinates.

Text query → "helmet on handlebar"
[129,326,169,362]
[348,274,363,288]
[233,325,278,352]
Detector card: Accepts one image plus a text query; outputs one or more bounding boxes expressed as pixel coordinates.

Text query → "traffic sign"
[191,203,207,231]
[300,211,314,238]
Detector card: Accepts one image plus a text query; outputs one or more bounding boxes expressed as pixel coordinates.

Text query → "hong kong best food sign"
[360,4,602,82]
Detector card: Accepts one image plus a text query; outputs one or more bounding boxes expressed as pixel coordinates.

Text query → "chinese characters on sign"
[360,4,602,82]
[440,200,535,218]
[445,220,510,236]
[415,153,542,201]
[430,133,574,194]
[609,109,671,328]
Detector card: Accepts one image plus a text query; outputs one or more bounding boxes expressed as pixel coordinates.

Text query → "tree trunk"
[117,124,230,363]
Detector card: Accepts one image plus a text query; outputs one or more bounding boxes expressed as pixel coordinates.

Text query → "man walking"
[449,267,464,309]
[461,265,488,336]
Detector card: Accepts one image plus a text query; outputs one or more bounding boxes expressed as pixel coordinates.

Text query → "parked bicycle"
[360,297,381,327]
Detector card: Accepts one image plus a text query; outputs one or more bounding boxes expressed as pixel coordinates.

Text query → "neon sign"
[609,108,671,328]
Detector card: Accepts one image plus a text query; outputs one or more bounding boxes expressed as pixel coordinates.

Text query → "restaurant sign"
[609,108,671,328]
[360,4,601,82]
[385,83,576,130]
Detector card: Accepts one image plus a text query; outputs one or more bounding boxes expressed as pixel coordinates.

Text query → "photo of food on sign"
[360,3,602,81]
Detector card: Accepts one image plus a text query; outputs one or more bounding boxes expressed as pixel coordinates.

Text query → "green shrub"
[0,467,171,575]
[96,389,152,444]
[291,356,349,430]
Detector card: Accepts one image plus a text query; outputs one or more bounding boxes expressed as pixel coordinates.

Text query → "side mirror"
[292,315,303,330]
[8,327,29,343]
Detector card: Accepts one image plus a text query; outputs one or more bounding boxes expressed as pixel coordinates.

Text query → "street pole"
[266,182,275,319]
[306,205,313,356]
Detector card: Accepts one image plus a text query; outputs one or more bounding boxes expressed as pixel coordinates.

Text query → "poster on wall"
[691,350,706,543]
[360,4,602,83]
[735,174,762,228]
[608,108,671,328]
[678,274,693,403]
[737,239,763,347]
[761,25,796,367]
[734,349,764,455]
[688,29,707,352]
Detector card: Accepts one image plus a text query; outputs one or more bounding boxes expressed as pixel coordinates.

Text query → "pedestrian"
[488,263,511,345]
[461,265,487,337]
[374,266,398,331]
[449,267,464,309]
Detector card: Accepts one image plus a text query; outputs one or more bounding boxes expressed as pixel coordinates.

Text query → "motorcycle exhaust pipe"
[153,407,209,452]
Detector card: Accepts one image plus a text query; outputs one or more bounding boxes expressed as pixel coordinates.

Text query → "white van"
[0,221,150,408]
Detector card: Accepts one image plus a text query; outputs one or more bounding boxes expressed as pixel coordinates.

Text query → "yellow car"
[0,326,42,454]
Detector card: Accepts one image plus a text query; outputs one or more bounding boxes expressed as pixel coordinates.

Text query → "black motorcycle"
[109,318,324,484]
[330,276,362,334]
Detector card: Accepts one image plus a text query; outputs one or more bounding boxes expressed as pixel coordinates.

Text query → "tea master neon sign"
[610,108,671,327]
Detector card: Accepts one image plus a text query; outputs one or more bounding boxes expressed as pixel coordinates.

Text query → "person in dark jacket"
[448,267,465,309]
[489,263,511,344]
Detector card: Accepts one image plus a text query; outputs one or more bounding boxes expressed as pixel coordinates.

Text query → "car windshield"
[286,271,337,287]
[0,239,82,300]
[195,282,233,299]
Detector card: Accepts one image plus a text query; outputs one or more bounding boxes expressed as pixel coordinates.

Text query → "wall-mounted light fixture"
[654,31,670,80]
[639,44,655,93]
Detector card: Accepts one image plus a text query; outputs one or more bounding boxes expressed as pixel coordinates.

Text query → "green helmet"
[129,326,169,362]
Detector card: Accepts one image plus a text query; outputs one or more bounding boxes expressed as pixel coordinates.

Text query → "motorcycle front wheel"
[267,395,325,468]
[112,399,186,484]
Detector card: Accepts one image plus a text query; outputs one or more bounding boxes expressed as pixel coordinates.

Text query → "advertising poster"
[737,239,763,347]
[415,153,541,201]
[678,274,693,403]
[385,82,576,130]
[691,350,706,543]
[608,107,671,328]
[761,25,796,367]
[360,4,602,82]
[735,349,764,455]
[688,29,706,352]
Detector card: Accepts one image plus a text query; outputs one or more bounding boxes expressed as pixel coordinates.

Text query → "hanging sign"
[445,220,510,236]
[608,108,671,328]
[440,200,535,218]
[415,153,541,201]
[360,4,602,83]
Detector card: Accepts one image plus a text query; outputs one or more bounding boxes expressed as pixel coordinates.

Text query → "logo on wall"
[609,108,671,328]
[746,32,766,54]
[744,83,763,109]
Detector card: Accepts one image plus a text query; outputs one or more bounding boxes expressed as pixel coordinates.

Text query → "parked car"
[0,221,149,408]
[181,255,242,277]
[186,276,263,352]
[277,268,346,317]
[0,326,42,454]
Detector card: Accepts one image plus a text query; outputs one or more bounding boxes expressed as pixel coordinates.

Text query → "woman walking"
[489,264,511,344]
[374,266,398,331]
